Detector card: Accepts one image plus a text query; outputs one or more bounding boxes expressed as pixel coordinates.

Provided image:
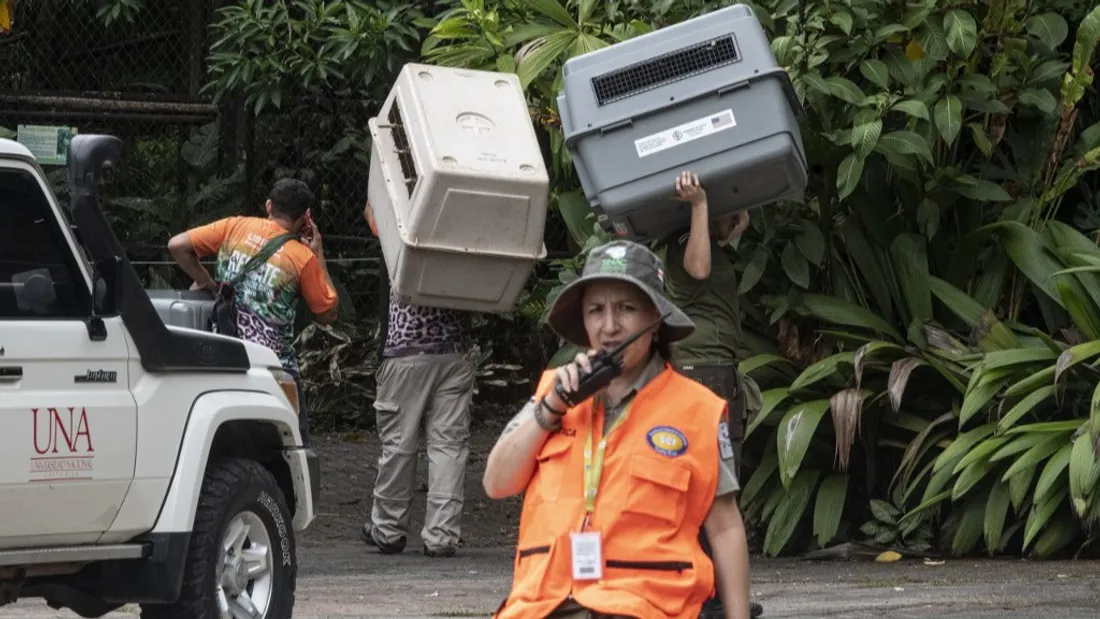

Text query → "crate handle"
[717,80,751,96]
[599,119,633,135]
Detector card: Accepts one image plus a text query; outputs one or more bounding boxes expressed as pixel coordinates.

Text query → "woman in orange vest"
[483,240,752,619]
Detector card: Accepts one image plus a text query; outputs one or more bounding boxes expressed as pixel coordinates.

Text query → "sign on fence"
[17,124,77,166]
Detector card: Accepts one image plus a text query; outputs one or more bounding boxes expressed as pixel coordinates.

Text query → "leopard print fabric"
[383,290,468,357]
[236,304,299,371]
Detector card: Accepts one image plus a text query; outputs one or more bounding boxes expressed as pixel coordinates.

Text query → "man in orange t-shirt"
[168,178,339,443]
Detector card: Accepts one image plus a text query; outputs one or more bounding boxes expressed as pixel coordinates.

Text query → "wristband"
[540,396,567,417]
[533,402,562,433]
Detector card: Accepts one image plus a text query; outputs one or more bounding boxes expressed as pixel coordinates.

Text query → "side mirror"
[92,256,124,317]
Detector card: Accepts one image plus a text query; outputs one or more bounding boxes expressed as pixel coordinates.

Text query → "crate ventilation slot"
[388,103,419,199]
[591,35,740,106]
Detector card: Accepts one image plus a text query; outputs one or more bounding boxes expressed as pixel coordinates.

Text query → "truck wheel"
[142,458,296,619]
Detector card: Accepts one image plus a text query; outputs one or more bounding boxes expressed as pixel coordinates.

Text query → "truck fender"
[150,390,304,535]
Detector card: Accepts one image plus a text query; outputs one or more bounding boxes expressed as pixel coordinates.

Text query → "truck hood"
[163,324,284,369]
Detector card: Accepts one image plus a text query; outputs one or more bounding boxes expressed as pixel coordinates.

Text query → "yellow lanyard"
[582,400,633,516]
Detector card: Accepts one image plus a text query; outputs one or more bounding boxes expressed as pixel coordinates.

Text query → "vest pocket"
[534,436,573,503]
[605,559,693,572]
[512,540,556,600]
[622,454,692,525]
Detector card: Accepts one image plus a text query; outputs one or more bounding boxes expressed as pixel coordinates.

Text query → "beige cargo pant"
[370,351,475,551]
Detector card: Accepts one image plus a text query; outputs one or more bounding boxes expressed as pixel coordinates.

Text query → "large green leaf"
[952,458,995,500]
[996,385,1056,433]
[1057,279,1100,340]
[982,221,1067,308]
[518,0,578,29]
[932,423,995,475]
[860,59,890,89]
[1001,432,1069,481]
[799,294,903,342]
[1054,340,1100,387]
[777,400,831,488]
[740,353,796,376]
[764,469,821,556]
[1068,430,1100,518]
[951,491,988,555]
[838,215,895,323]
[516,30,578,89]
[1002,366,1057,399]
[1034,441,1072,503]
[788,351,856,392]
[740,445,779,509]
[953,435,1009,475]
[943,9,978,57]
[813,474,849,548]
[1092,382,1100,456]
[1025,12,1070,48]
[555,191,597,248]
[934,95,963,144]
[928,276,985,327]
[958,372,1012,427]
[1009,465,1037,512]
[889,233,933,324]
[1023,486,1066,551]
[1031,514,1079,558]
[836,152,865,200]
[984,480,1012,553]
[875,130,934,165]
[746,388,791,438]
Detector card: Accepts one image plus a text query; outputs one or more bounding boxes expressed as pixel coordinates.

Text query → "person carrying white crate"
[482,240,752,619]
[359,200,477,558]
[656,170,764,619]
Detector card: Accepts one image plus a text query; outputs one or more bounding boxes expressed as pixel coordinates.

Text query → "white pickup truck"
[0,133,319,619]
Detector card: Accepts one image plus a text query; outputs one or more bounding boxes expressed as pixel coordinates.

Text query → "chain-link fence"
[0,0,574,430]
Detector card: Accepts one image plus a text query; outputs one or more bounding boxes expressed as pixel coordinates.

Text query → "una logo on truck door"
[30,406,96,482]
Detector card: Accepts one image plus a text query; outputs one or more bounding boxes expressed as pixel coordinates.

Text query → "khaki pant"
[370,351,475,551]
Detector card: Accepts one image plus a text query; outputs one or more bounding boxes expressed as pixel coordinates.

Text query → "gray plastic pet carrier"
[557,4,808,241]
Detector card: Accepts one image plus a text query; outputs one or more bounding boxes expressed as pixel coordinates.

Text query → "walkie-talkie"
[553,312,671,408]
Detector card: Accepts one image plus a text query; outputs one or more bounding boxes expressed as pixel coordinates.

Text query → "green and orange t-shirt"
[187,216,338,372]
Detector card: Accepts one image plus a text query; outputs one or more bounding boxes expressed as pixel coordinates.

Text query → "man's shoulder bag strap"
[227,232,297,287]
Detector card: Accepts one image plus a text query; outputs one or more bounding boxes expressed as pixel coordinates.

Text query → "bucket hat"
[546,240,695,349]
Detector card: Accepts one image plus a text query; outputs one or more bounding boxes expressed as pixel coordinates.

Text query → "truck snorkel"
[65,134,251,373]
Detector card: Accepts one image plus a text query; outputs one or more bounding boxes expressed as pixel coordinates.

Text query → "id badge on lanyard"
[571,401,631,582]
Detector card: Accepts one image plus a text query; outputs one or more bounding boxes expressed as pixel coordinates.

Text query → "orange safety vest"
[495,362,726,619]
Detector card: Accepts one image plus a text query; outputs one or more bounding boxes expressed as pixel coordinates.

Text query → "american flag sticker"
[633,108,737,158]
[711,110,735,129]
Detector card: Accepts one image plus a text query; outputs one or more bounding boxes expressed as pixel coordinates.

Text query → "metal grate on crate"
[591,35,741,106]
[387,102,419,199]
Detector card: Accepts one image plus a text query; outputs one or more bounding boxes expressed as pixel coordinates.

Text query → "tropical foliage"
[417,0,1100,559]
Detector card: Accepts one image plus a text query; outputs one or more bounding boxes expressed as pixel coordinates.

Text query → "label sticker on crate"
[633,109,737,158]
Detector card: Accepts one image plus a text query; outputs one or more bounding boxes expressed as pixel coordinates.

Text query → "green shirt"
[660,230,743,367]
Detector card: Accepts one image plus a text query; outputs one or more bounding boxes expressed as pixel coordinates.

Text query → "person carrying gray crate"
[359,200,477,558]
[657,170,764,619]
[167,178,340,446]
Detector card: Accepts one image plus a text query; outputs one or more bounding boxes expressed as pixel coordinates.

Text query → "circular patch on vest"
[647,426,688,457]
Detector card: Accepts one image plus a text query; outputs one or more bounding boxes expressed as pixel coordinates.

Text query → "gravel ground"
[2,548,1097,618]
[1,430,1099,618]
